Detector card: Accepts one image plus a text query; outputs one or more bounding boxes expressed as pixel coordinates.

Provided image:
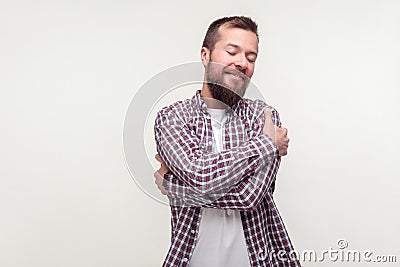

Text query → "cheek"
[211,52,233,65]
[246,66,255,78]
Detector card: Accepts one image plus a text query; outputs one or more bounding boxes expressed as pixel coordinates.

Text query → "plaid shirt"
[154,90,301,267]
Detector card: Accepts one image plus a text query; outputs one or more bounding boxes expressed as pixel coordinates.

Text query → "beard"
[205,61,249,108]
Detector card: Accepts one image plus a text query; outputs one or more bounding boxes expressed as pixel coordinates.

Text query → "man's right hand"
[154,154,169,195]
[262,108,290,156]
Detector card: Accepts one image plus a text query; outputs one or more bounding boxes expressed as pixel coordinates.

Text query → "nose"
[233,53,248,72]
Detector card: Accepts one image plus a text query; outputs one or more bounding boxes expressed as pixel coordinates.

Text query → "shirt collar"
[194,90,209,114]
[193,89,246,117]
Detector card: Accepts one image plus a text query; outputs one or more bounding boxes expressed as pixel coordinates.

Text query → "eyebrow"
[225,43,258,56]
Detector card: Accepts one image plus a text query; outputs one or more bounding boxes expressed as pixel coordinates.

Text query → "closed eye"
[247,54,257,63]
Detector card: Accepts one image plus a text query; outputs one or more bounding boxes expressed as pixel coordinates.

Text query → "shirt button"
[208,141,213,145]
[182,257,188,263]
[191,229,196,234]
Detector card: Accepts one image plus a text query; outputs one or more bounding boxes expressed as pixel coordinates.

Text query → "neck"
[200,81,226,109]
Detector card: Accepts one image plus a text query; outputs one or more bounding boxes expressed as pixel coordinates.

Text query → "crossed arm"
[154,102,288,210]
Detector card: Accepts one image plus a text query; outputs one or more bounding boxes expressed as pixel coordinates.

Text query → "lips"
[225,71,245,80]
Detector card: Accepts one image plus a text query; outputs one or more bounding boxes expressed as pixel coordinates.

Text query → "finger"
[279,151,287,156]
[156,156,165,167]
[154,170,168,195]
[157,185,168,195]
[263,108,276,141]
[284,137,290,144]
[161,187,168,195]
[154,171,160,180]
[264,108,274,125]
[279,148,288,156]
[155,176,163,187]
[156,181,168,194]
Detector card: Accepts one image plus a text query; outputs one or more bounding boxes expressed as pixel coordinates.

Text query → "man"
[154,16,301,267]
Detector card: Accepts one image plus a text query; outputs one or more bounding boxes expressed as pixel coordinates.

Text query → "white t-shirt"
[188,107,251,267]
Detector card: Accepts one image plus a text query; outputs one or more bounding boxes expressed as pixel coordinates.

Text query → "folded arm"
[154,104,278,201]
[158,106,282,210]
[202,108,282,210]
[154,98,288,208]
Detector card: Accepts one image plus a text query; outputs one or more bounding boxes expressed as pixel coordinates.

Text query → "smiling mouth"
[225,71,245,80]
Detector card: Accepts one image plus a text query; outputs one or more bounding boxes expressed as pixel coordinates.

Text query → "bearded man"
[154,16,301,267]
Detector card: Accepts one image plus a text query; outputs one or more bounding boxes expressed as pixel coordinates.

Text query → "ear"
[200,47,211,67]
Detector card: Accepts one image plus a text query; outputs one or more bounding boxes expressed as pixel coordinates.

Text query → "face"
[202,25,259,107]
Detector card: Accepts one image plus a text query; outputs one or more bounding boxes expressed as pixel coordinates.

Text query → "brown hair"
[202,16,259,52]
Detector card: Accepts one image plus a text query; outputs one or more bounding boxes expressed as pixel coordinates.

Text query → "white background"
[1,0,399,266]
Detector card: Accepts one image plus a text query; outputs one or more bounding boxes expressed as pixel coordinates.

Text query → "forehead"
[215,25,258,51]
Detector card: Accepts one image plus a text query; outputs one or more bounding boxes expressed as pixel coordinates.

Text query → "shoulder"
[155,98,195,126]
[240,98,281,127]
[241,98,279,117]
